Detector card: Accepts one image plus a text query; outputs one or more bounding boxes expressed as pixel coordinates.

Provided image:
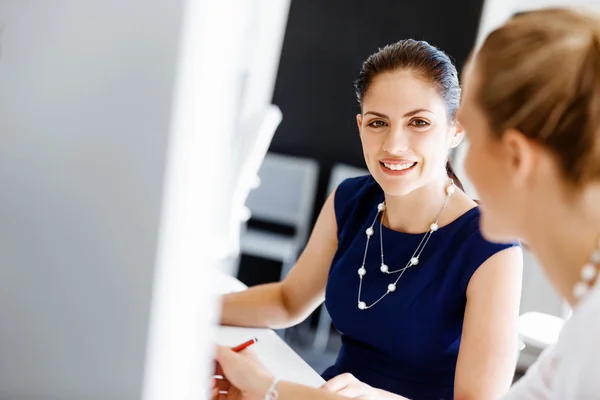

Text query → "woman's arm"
[454,246,523,400]
[321,373,409,399]
[220,189,339,329]
[277,382,407,400]
[214,345,408,400]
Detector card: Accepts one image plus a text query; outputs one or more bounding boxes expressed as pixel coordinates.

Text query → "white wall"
[456,0,600,318]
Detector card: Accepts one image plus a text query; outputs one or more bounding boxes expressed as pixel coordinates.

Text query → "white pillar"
[141,1,246,399]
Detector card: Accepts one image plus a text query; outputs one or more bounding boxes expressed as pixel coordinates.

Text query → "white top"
[503,280,600,399]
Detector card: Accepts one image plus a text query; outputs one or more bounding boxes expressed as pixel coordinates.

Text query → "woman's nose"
[382,128,410,154]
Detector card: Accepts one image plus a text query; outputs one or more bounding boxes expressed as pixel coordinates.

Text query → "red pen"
[231,337,258,352]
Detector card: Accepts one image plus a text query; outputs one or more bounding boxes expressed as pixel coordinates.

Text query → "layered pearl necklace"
[573,237,600,300]
[357,181,455,310]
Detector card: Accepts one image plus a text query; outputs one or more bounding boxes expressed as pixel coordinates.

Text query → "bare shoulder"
[442,188,479,226]
[454,188,479,213]
[312,187,338,239]
[467,246,523,296]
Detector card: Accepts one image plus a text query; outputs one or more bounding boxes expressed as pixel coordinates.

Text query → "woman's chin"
[372,169,423,197]
[376,180,417,197]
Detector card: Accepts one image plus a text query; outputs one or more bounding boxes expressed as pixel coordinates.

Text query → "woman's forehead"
[363,70,447,116]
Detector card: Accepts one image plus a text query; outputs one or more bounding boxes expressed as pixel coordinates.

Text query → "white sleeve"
[501,347,556,400]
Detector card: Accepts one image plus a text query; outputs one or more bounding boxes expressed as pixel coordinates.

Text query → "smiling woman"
[319,40,522,399]
[219,39,523,400]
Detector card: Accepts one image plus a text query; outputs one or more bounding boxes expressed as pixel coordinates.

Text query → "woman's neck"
[383,176,452,233]
[523,186,600,306]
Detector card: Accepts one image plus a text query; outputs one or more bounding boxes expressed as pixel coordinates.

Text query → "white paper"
[215,326,326,388]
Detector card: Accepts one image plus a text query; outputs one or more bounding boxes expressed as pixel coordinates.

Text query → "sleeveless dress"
[321,175,516,400]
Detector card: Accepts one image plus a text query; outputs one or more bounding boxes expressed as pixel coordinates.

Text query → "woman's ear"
[356,113,363,131]
[449,120,465,149]
[502,128,536,187]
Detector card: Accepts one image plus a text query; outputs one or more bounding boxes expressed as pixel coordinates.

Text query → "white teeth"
[383,162,415,171]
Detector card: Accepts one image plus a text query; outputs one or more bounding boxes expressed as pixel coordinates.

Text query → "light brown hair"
[475,8,600,184]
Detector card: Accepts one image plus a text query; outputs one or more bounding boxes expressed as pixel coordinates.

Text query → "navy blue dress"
[322,176,515,400]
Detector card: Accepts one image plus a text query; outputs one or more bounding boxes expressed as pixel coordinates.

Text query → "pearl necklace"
[573,237,600,300]
[357,181,455,310]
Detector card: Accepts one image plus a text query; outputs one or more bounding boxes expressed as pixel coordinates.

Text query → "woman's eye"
[368,120,386,128]
[410,119,430,127]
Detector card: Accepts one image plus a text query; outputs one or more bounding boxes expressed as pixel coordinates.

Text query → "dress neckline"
[380,206,479,237]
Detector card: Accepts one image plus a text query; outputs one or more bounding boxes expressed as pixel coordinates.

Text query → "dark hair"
[476,8,600,185]
[354,39,465,191]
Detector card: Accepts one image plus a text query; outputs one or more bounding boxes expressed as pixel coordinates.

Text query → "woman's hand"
[321,373,378,399]
[212,345,274,400]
